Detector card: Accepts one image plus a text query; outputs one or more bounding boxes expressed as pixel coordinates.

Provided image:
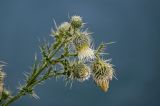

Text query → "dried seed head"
[70,15,83,28]
[92,59,114,92]
[68,62,91,82]
[95,78,109,92]
[73,33,95,61]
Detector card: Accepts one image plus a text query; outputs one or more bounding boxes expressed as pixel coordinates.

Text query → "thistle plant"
[0,15,116,106]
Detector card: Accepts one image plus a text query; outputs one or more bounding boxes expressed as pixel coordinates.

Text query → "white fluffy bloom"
[73,33,95,61]
[78,46,95,61]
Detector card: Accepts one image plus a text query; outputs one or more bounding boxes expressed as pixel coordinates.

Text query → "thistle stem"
[2,41,65,106]
[2,91,25,106]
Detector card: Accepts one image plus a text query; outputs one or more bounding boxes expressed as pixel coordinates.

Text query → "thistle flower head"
[68,62,91,82]
[73,33,95,61]
[92,58,114,92]
[70,15,83,28]
[52,22,71,37]
[58,22,71,32]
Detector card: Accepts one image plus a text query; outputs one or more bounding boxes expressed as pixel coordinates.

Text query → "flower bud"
[70,16,83,28]
[68,62,91,82]
[92,59,114,92]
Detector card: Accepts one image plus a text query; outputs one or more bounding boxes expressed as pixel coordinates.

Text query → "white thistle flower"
[73,33,95,61]
[78,47,95,61]
[51,22,71,37]
[58,22,71,33]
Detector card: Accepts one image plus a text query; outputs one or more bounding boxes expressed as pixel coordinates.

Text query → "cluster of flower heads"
[51,15,115,92]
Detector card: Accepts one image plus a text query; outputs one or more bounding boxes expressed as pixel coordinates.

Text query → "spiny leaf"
[96,42,106,55]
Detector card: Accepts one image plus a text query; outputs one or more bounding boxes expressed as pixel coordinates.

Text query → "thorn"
[105,42,116,45]
[67,12,71,20]
[52,18,58,29]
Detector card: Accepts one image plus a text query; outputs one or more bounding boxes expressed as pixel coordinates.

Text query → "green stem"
[2,91,25,106]
[2,41,64,106]
[2,39,77,106]
[34,71,65,86]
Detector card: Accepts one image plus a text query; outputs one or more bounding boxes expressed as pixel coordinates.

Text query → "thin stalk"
[2,41,65,106]
[2,91,25,106]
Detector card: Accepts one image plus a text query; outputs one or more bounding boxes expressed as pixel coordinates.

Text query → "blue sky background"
[0,0,160,106]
